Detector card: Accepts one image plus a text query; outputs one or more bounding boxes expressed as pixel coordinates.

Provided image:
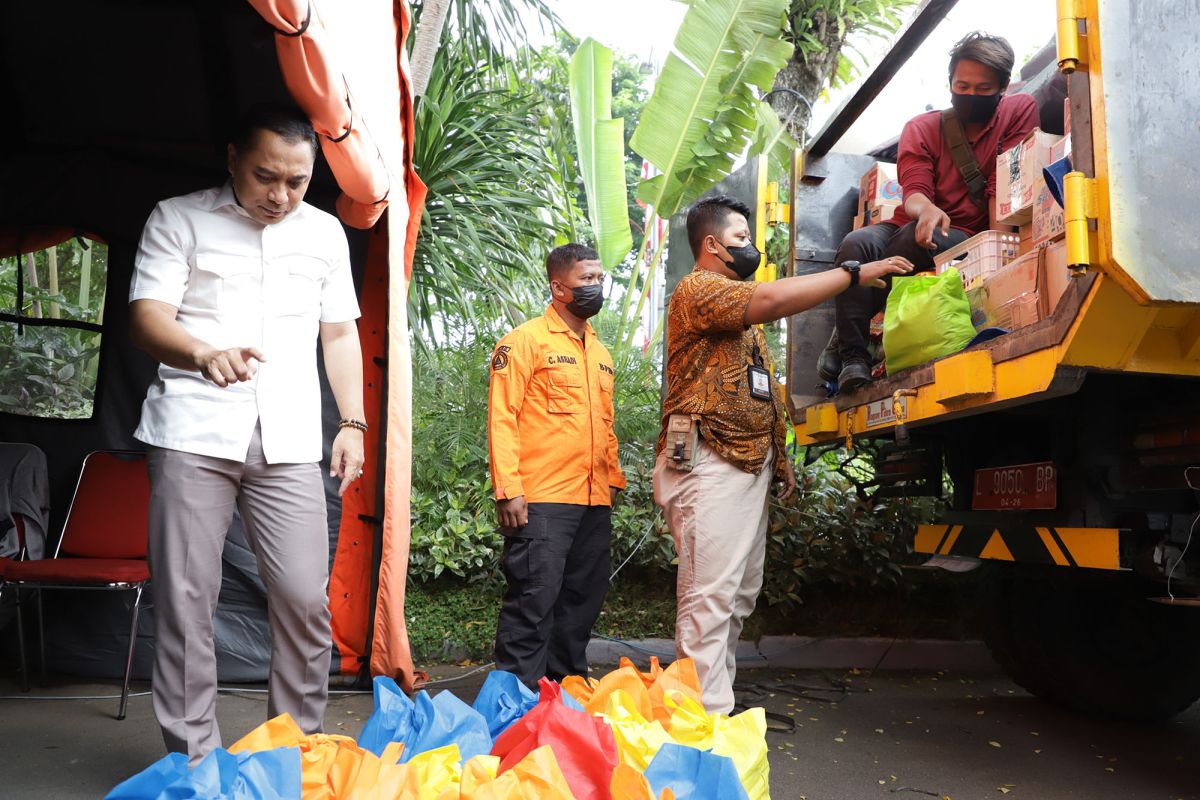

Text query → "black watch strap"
[840,260,861,286]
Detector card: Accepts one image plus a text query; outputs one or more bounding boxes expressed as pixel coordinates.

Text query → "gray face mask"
[564,283,604,318]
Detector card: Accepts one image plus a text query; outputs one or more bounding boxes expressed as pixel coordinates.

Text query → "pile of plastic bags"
[105,657,770,799]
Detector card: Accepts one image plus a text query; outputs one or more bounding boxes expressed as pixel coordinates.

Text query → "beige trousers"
[654,439,772,714]
[146,425,331,765]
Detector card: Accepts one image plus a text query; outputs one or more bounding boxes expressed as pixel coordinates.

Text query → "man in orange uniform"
[488,243,626,689]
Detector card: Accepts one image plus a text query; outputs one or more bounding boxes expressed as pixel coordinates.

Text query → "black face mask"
[563,282,604,319]
[717,240,762,280]
[950,91,1002,124]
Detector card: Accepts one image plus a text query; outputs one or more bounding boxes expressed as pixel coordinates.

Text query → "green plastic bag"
[883,267,977,375]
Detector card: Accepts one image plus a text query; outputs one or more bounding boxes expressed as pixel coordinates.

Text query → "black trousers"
[494,502,612,689]
[832,221,970,361]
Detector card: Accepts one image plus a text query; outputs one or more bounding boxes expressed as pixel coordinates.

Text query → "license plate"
[973,462,1057,510]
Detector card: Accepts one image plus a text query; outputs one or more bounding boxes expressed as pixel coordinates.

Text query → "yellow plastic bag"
[396,744,463,800]
[458,745,575,800]
[598,690,672,772]
[664,695,770,800]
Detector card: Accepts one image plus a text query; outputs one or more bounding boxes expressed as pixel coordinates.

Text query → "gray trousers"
[146,425,331,764]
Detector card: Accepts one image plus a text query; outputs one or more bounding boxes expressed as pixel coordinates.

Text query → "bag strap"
[941,108,987,212]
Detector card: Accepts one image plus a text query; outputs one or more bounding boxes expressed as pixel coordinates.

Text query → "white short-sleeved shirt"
[130,184,360,464]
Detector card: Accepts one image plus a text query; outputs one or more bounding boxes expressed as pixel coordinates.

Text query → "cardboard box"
[869,201,900,225]
[859,163,902,211]
[1018,223,1034,255]
[1031,182,1066,249]
[1041,239,1070,316]
[996,129,1063,225]
[983,249,1041,317]
[852,211,866,231]
[992,292,1042,331]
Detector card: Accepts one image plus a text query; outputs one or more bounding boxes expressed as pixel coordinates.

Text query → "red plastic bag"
[491,678,618,800]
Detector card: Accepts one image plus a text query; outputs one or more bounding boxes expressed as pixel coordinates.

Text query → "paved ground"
[1,665,1198,799]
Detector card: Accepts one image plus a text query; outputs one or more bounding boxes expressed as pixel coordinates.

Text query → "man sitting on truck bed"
[821,31,1038,393]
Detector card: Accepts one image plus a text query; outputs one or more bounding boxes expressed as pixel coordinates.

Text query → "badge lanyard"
[748,341,772,401]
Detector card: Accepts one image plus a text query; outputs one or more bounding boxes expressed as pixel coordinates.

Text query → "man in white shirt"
[128,106,366,764]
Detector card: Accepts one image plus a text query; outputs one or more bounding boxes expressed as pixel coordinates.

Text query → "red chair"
[2,451,150,719]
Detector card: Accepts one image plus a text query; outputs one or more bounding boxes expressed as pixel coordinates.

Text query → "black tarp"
[0,0,369,680]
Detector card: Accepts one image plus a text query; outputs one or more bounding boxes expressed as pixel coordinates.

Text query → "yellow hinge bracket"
[933,350,995,405]
[805,403,839,435]
[1056,0,1089,74]
[1063,172,1098,276]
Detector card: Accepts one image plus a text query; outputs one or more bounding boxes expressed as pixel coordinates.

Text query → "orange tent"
[0,0,424,690]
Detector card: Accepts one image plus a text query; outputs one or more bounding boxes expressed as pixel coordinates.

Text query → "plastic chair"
[2,451,150,719]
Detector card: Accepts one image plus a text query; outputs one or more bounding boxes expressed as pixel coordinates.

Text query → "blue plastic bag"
[105,747,301,799]
[472,671,539,738]
[357,675,493,763]
[643,743,749,800]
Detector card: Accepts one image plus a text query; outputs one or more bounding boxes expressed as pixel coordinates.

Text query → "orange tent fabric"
[243,0,422,688]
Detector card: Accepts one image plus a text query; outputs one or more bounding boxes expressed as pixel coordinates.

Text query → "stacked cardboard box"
[855,163,902,229]
[971,238,1071,332]
[996,129,1063,225]
[1028,135,1070,249]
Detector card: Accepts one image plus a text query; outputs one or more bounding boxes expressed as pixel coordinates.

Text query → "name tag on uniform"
[748,365,772,401]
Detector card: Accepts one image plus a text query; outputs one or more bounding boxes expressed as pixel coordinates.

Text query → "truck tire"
[979,567,1200,722]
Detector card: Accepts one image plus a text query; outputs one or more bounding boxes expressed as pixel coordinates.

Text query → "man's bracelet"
[338,418,368,433]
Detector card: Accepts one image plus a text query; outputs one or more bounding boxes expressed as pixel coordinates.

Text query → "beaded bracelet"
[338,418,368,433]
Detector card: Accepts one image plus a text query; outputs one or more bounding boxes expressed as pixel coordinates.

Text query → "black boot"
[817,329,841,383]
[838,358,872,393]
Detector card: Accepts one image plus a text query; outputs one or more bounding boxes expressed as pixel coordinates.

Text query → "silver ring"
[357,469,364,478]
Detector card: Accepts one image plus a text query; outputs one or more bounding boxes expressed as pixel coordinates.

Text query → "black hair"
[949,32,1015,89]
[686,195,751,259]
[232,104,319,156]
[546,243,600,281]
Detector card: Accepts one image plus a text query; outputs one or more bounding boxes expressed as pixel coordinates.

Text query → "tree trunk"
[770,9,852,144]
[409,0,452,98]
[23,252,41,318]
[46,246,60,319]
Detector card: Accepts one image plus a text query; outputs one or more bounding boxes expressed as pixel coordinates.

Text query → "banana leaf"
[569,38,633,268]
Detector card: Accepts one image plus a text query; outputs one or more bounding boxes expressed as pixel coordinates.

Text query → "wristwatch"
[839,260,861,286]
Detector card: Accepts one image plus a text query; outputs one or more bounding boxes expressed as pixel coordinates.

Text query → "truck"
[765,0,1199,721]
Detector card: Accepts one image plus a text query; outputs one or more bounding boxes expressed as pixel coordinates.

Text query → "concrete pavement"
[1,665,1197,799]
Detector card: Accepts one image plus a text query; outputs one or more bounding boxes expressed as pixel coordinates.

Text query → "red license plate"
[973,462,1057,510]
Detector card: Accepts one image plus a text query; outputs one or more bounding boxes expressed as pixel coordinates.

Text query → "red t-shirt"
[889,94,1039,234]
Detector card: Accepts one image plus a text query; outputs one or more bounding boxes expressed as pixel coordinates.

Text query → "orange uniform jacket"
[488,305,626,506]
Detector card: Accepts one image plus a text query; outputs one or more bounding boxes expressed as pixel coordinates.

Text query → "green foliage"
[409,342,504,583]
[405,576,679,663]
[408,42,563,346]
[0,240,107,419]
[784,0,914,89]
[631,0,794,219]
[407,336,670,587]
[527,32,651,254]
[763,451,941,609]
[609,442,675,575]
[569,38,634,268]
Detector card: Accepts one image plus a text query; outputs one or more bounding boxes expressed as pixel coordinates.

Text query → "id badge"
[748,364,772,401]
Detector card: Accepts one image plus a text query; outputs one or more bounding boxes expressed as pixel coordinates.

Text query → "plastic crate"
[934,231,1020,291]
